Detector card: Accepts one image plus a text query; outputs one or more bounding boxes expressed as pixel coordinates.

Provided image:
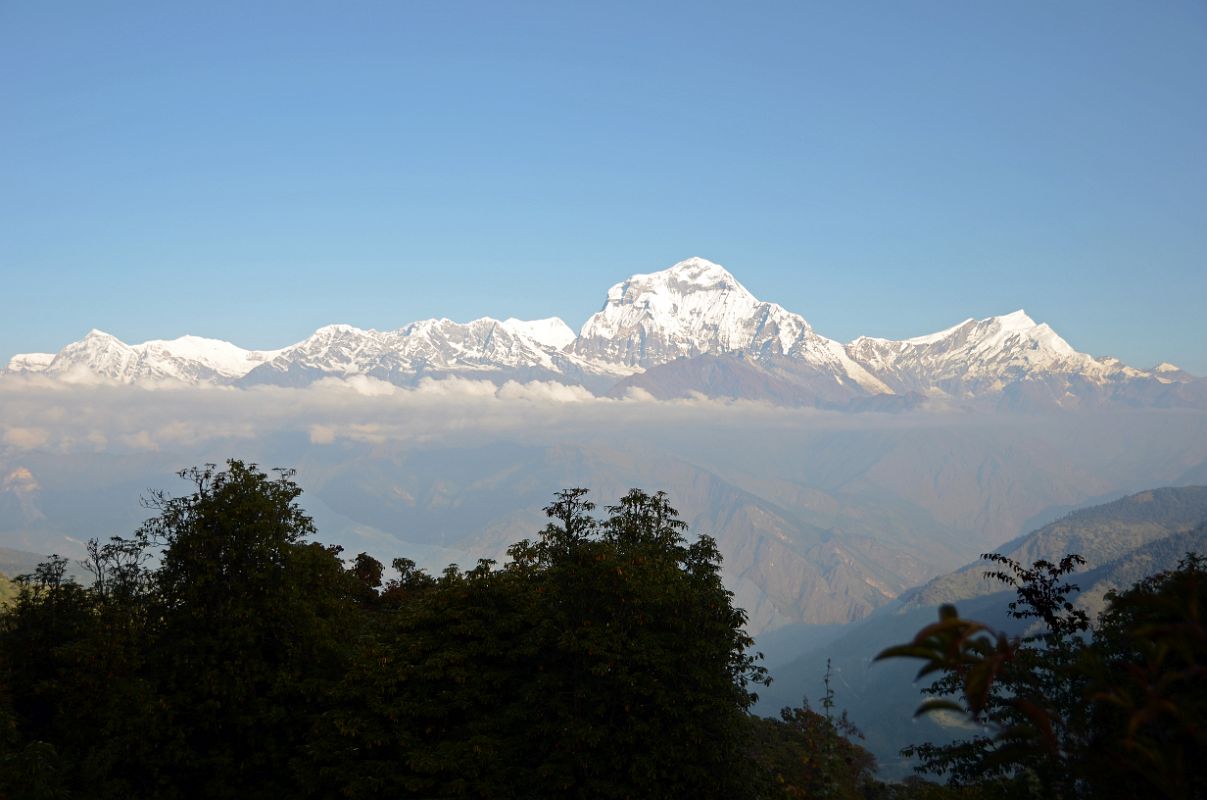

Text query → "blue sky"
[2,1,1205,371]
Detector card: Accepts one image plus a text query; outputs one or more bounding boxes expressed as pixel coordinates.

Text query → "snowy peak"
[141,335,284,376]
[311,323,369,338]
[928,311,1075,360]
[50,330,140,381]
[577,257,814,367]
[995,308,1037,331]
[501,317,576,351]
[7,330,283,384]
[238,315,599,386]
[613,256,748,297]
[971,310,1076,359]
[1149,362,1196,384]
[390,316,593,374]
[855,310,1072,359]
[846,309,1121,398]
[600,257,755,311]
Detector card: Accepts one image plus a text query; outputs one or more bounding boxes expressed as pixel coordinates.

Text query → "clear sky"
[2,1,1205,372]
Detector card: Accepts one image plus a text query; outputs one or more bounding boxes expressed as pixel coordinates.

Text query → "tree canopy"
[0,463,806,800]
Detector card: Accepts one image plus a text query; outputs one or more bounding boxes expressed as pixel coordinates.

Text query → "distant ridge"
[903,485,1207,610]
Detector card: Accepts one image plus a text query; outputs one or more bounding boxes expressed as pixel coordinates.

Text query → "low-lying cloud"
[0,373,870,455]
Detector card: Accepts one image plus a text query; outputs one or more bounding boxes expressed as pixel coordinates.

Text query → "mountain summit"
[846,308,1121,398]
[576,257,813,367]
[6,258,1202,410]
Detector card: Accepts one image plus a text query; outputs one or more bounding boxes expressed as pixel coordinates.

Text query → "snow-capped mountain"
[501,317,577,351]
[1150,362,1198,384]
[7,330,283,383]
[846,310,1142,396]
[239,318,622,388]
[575,257,889,395]
[576,257,809,365]
[5,257,1200,409]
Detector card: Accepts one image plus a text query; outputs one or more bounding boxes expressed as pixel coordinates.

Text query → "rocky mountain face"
[6,257,1202,408]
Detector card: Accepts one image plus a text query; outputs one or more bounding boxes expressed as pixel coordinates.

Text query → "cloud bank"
[0,373,890,455]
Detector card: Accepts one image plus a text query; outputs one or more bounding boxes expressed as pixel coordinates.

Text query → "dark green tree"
[142,460,356,799]
[511,488,768,799]
[0,557,87,799]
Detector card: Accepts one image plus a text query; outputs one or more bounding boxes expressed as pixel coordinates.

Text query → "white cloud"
[309,425,337,445]
[620,387,657,402]
[412,376,500,399]
[496,380,596,403]
[0,373,818,453]
[312,375,399,397]
[3,426,50,449]
[120,431,159,451]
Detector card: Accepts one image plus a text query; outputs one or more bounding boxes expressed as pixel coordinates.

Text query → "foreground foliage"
[878,549,1207,799]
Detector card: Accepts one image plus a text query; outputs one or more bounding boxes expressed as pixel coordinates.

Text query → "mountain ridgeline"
[7,257,1203,411]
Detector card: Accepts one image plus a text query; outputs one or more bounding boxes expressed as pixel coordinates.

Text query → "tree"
[512,488,768,799]
[142,460,355,799]
[0,537,165,800]
[747,664,877,800]
[0,557,90,798]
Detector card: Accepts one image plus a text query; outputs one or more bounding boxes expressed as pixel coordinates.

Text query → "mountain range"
[7,257,1203,410]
